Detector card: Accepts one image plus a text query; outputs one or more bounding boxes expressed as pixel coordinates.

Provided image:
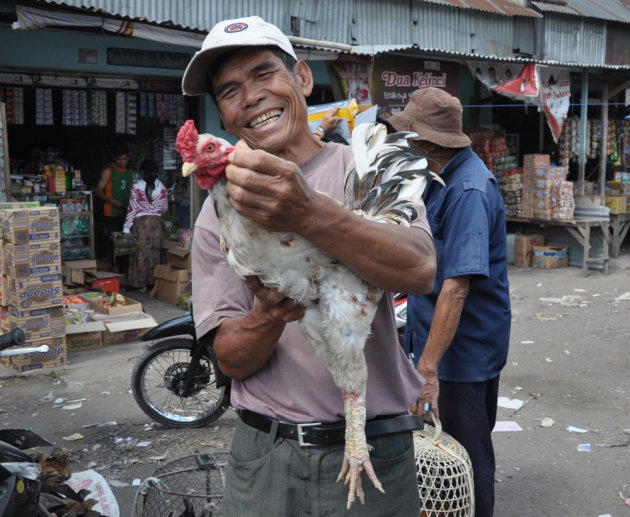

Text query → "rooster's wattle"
[177,119,441,509]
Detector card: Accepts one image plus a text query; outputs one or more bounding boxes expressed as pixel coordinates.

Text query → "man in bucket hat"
[183,16,437,516]
[390,87,511,517]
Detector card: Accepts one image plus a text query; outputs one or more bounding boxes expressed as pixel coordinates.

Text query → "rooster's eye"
[206,144,214,152]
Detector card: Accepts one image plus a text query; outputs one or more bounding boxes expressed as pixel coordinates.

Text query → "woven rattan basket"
[414,414,475,517]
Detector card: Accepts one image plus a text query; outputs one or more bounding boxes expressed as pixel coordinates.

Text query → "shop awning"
[12,5,347,61]
[12,4,205,48]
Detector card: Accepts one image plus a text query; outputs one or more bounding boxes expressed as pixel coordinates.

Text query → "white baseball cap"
[182,16,297,96]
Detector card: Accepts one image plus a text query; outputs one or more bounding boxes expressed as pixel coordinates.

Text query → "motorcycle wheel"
[131,338,230,428]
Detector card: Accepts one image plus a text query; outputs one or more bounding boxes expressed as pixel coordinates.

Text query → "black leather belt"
[239,409,424,447]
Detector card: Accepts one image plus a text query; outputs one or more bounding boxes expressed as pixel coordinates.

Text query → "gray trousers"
[224,417,420,516]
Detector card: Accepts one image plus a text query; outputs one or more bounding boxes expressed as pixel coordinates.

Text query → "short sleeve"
[441,188,490,279]
[191,198,253,340]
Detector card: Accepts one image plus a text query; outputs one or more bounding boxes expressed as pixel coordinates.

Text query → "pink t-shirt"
[192,142,430,423]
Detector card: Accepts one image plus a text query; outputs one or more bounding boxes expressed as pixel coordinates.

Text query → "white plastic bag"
[67,469,120,517]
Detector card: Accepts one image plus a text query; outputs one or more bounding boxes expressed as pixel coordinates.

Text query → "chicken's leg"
[336,391,384,508]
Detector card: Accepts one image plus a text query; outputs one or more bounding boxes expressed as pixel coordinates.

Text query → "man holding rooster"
[182,16,437,516]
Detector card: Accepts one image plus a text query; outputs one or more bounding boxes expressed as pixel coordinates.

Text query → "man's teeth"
[249,110,282,128]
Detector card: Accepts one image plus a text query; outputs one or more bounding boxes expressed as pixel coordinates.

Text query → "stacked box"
[522,154,550,218]
[514,234,545,267]
[532,166,567,220]
[551,181,575,220]
[500,169,523,217]
[1,207,66,372]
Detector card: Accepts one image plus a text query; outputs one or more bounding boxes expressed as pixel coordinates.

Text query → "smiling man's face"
[212,48,312,159]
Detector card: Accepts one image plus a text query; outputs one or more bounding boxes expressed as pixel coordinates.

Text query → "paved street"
[1,254,629,516]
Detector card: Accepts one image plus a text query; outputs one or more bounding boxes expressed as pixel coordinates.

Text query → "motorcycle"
[132,295,407,429]
[0,329,54,517]
[131,312,231,429]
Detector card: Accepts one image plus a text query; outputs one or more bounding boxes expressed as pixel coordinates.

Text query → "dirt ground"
[1,255,630,516]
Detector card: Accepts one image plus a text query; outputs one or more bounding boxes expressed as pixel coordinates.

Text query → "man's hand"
[245,276,305,323]
[320,107,342,133]
[410,369,440,420]
[110,199,125,208]
[225,149,316,233]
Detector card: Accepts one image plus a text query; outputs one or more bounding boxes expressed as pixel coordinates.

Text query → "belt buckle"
[297,422,322,447]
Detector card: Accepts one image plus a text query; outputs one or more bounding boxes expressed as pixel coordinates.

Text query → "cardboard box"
[2,207,60,245]
[532,244,569,269]
[0,202,40,210]
[82,292,143,316]
[62,259,98,285]
[523,154,550,169]
[4,244,61,278]
[0,275,8,306]
[9,336,67,373]
[8,274,64,310]
[101,312,157,345]
[154,265,190,306]
[308,98,360,129]
[1,209,28,244]
[27,207,60,234]
[166,246,191,270]
[10,306,65,341]
[605,196,627,215]
[162,239,183,250]
[514,234,545,267]
[66,330,103,351]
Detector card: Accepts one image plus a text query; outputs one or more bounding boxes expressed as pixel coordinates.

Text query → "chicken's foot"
[336,391,384,508]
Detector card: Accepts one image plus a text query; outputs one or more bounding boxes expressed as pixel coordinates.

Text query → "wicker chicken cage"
[414,414,475,517]
[133,451,228,517]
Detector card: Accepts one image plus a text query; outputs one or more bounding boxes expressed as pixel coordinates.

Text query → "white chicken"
[176,119,442,509]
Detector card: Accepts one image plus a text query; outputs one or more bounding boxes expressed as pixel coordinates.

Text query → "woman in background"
[123,160,169,292]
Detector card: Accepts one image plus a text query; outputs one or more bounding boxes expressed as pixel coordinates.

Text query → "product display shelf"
[13,191,95,260]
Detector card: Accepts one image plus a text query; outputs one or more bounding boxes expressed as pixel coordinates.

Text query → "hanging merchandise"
[139,91,147,118]
[147,92,156,118]
[0,87,25,125]
[89,90,107,126]
[62,89,88,126]
[162,127,177,170]
[35,88,54,125]
[114,90,137,134]
[126,92,137,135]
[115,90,125,133]
[169,94,177,125]
[589,119,601,160]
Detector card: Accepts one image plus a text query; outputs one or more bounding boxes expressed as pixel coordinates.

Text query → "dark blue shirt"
[404,147,511,382]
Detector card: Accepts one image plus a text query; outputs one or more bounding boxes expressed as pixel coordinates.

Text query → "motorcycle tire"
[131,338,230,428]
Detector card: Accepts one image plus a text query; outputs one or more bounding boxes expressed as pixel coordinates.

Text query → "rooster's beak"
[182,162,198,178]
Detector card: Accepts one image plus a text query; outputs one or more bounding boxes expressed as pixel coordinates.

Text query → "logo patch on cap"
[225,22,248,33]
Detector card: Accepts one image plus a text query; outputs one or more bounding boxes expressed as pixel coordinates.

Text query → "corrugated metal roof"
[532,0,630,23]
[419,0,541,17]
[542,15,606,65]
[349,44,630,70]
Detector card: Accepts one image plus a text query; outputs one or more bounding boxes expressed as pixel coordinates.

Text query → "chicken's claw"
[337,391,384,508]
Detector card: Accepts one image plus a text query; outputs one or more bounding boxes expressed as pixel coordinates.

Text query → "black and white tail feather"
[344,122,444,226]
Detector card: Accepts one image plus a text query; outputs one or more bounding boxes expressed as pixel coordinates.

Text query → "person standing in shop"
[123,159,169,292]
[389,87,511,517]
[95,144,133,268]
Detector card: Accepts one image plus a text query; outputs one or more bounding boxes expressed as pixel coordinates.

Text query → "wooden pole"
[578,70,589,196]
[599,79,608,196]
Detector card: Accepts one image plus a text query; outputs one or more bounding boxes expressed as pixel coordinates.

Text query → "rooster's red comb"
[176,120,199,162]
